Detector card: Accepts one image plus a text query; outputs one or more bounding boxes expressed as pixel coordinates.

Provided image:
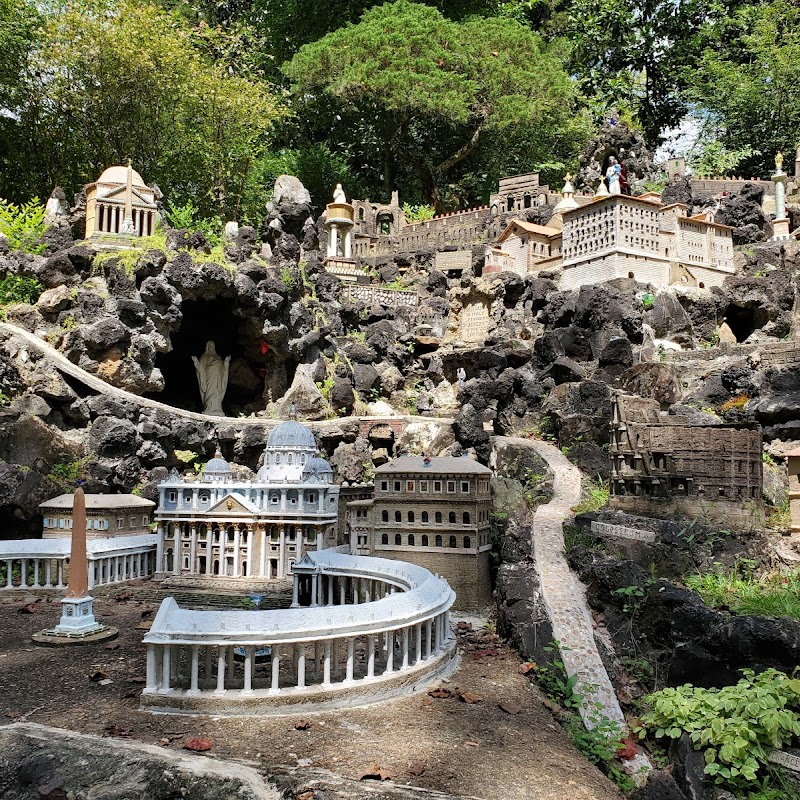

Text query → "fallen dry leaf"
[427,688,452,699]
[89,670,109,682]
[358,763,395,781]
[135,620,153,630]
[295,792,315,800]
[408,762,425,776]
[421,697,433,707]
[18,603,37,614]
[499,702,522,715]
[458,691,483,704]
[183,736,213,752]
[294,720,311,731]
[618,737,638,760]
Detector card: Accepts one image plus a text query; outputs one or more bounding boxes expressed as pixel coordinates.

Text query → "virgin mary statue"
[192,341,230,416]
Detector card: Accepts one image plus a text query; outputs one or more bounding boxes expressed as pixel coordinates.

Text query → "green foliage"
[527,642,583,710]
[0,198,47,254]
[685,0,800,179]
[640,669,800,788]
[686,567,800,621]
[165,200,223,245]
[1,0,285,221]
[689,141,761,177]
[401,202,435,223]
[280,266,296,291]
[614,584,646,614]
[284,1,578,211]
[92,230,169,275]
[572,477,610,514]
[48,457,88,487]
[0,273,43,306]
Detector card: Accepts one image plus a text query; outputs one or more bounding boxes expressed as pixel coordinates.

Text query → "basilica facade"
[154,421,340,581]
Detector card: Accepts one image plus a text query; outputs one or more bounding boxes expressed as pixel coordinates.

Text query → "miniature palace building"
[84,163,159,240]
[351,456,493,610]
[154,421,340,581]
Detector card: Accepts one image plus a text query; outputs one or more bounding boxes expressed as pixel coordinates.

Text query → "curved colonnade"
[141,549,457,715]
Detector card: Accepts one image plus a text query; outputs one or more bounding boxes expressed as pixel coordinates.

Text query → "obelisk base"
[33,596,118,646]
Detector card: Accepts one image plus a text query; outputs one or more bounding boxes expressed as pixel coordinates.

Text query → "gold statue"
[776,152,784,172]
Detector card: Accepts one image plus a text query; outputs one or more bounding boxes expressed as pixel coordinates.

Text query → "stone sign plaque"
[435,250,473,272]
[768,750,800,773]
[590,521,656,543]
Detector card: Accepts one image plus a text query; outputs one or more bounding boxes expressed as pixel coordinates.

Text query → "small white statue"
[333,183,346,203]
[606,156,622,195]
[192,341,230,416]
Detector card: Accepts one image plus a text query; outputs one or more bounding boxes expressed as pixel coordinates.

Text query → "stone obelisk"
[53,487,102,635]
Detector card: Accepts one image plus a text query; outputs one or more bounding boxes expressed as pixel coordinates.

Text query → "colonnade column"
[156,524,164,573]
[233,528,241,577]
[146,645,159,691]
[367,636,375,679]
[259,526,267,577]
[401,627,409,670]
[323,640,332,686]
[345,637,355,682]
[188,645,200,695]
[414,623,422,665]
[215,647,227,694]
[425,620,432,659]
[384,631,394,673]
[190,527,197,574]
[278,527,286,579]
[291,573,300,607]
[270,645,281,693]
[243,647,254,695]
[297,645,306,689]
[161,646,172,692]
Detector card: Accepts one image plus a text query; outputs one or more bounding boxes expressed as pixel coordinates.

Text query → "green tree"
[1,0,285,220]
[284,1,578,212]
[685,0,800,179]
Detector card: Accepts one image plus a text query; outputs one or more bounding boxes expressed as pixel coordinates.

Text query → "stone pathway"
[494,436,650,780]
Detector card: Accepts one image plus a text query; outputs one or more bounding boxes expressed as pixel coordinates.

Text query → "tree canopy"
[284,1,581,211]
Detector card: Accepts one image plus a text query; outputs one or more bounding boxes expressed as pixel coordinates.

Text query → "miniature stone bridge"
[0,321,452,440]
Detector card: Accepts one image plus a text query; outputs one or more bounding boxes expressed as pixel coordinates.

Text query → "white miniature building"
[487,220,562,276]
[40,494,155,539]
[559,194,735,291]
[84,162,159,239]
[154,420,340,580]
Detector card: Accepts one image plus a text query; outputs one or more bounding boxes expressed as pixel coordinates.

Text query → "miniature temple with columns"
[153,420,340,581]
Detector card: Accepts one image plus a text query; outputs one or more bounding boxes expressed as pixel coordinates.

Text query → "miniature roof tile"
[39,494,155,510]
[497,220,562,242]
[375,456,492,475]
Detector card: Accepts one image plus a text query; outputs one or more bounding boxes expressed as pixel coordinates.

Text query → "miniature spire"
[120,158,135,234]
[594,179,610,198]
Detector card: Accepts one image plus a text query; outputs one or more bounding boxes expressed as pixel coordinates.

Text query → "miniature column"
[243,647,255,695]
[161,646,172,692]
[291,572,300,607]
[414,622,422,664]
[401,627,410,669]
[190,527,197,574]
[278,527,286,579]
[345,637,355,682]
[323,640,332,685]
[270,645,281,693]
[215,646,227,694]
[296,644,306,689]
[773,153,791,240]
[156,524,164,573]
[188,645,200,695]
[233,527,241,577]
[384,630,394,673]
[425,619,433,659]
[367,635,375,679]
[146,644,159,691]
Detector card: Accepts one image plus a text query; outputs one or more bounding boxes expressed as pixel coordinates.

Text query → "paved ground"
[0,591,621,800]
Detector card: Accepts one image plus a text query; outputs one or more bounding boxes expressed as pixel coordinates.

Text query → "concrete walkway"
[494,436,650,779]
[0,321,452,433]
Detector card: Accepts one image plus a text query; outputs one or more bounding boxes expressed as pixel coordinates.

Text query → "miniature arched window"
[288,526,296,540]
[422,511,429,523]
[358,207,365,221]
[523,193,531,209]
[227,526,235,541]
[240,528,248,542]
[395,510,402,522]
[435,535,443,547]
[276,453,282,463]
[507,195,515,212]
[448,511,456,524]
[408,534,415,546]
[422,535,429,546]
[270,525,278,540]
[463,512,470,524]
[381,533,389,544]
[464,536,471,549]
[382,510,389,522]
[287,453,293,464]
[408,511,415,522]
[435,512,442,523]
[449,535,457,548]
[395,533,402,545]
[378,213,393,235]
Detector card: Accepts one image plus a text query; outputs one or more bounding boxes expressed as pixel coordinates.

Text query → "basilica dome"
[266,421,317,450]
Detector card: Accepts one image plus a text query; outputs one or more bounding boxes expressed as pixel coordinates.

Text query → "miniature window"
[422,511,429,523]
[422,535,429,546]
[289,527,297,540]
[408,534,415,546]
[434,481,442,492]
[435,535,443,547]
[382,510,389,522]
[129,517,135,528]
[270,526,279,540]
[435,512,442,523]
[308,492,316,503]
[307,529,317,542]
[406,481,415,492]
[449,511,456,524]
[420,481,429,492]
[380,481,388,492]
[271,494,279,504]
[117,518,123,529]
[287,454,293,464]
[463,512,470,524]
[395,510,402,522]
[447,481,456,493]
[381,533,389,545]
[449,535,457,548]
[394,481,401,492]
[460,481,469,493]
[395,534,402,545]
[167,491,177,503]
[464,536,471,549]
[276,453,282,463]
[407,511,414,522]
[200,493,209,504]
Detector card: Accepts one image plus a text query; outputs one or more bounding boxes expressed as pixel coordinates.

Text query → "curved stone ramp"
[494,436,650,780]
[0,321,452,433]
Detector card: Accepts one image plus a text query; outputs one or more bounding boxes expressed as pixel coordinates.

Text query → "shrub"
[401,203,435,223]
[0,198,48,254]
[0,274,44,306]
[572,477,610,514]
[640,669,800,788]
